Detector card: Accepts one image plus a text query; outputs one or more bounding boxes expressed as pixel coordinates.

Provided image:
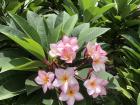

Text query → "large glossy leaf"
[78,0,92,11]
[0,30,46,60]
[46,14,62,43]
[46,12,78,43]
[0,72,29,100]
[78,68,89,79]
[25,75,40,95]
[138,93,140,105]
[0,24,25,38]
[122,35,140,53]
[72,23,90,36]
[27,11,48,48]
[1,57,45,72]
[78,27,110,46]
[8,13,41,43]
[83,3,115,22]
[63,14,78,35]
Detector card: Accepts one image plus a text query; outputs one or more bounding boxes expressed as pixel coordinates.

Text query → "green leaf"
[8,13,41,43]
[0,72,28,100]
[122,46,140,61]
[0,24,25,38]
[115,0,130,18]
[122,35,140,53]
[78,68,88,79]
[55,11,70,28]
[63,0,78,15]
[25,75,40,95]
[1,57,45,72]
[72,23,90,36]
[46,14,62,43]
[63,14,78,35]
[42,99,54,105]
[15,91,44,105]
[117,87,133,100]
[78,0,92,11]
[83,3,115,22]
[27,11,48,48]
[78,27,110,46]
[0,30,45,60]
[138,93,140,105]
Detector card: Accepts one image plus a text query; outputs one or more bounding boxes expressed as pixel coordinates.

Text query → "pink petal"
[100,88,107,95]
[69,83,79,92]
[92,63,105,72]
[53,79,62,87]
[55,68,64,78]
[95,86,101,94]
[49,44,58,57]
[59,92,68,101]
[48,72,54,81]
[62,36,70,44]
[38,70,47,79]
[101,80,108,86]
[100,56,108,63]
[96,44,107,56]
[47,82,53,89]
[67,98,75,105]
[66,67,75,76]
[83,80,88,88]
[70,37,79,51]
[35,76,44,85]
[96,78,103,84]
[60,47,76,63]
[87,89,95,95]
[61,82,68,93]
[75,92,84,101]
[42,84,48,93]
[92,93,99,98]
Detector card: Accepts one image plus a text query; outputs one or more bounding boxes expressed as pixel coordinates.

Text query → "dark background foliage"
[0,0,140,105]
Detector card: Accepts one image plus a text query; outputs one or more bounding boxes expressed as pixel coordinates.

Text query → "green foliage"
[0,0,140,104]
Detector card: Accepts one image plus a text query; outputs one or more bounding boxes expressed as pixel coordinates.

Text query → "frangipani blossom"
[49,36,79,63]
[84,74,108,98]
[53,67,78,93]
[35,70,54,93]
[85,42,108,71]
[60,47,76,63]
[59,84,83,105]
[86,42,107,58]
[92,52,108,72]
[62,36,79,51]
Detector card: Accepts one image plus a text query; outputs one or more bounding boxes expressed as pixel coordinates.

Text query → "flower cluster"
[35,36,109,105]
[85,42,108,72]
[49,36,79,63]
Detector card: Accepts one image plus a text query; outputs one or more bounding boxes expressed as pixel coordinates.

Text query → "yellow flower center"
[43,76,49,84]
[94,58,100,64]
[62,74,69,83]
[90,81,97,88]
[67,89,75,96]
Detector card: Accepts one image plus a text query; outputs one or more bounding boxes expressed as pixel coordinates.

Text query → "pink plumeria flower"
[59,84,83,105]
[49,41,64,57]
[92,52,108,72]
[53,67,78,93]
[35,70,54,93]
[62,36,79,51]
[84,74,108,98]
[86,42,107,59]
[60,47,76,63]
[49,36,79,63]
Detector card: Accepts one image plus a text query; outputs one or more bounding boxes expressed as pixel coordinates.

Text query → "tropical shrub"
[0,0,140,105]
